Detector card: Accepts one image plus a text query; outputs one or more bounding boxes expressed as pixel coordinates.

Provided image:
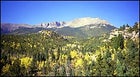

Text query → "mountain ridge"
[1,17,116,38]
[66,17,112,28]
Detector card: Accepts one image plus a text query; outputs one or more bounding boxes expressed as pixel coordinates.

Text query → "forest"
[1,23,139,76]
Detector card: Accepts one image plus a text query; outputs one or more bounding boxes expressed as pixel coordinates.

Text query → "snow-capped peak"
[65,17,110,28]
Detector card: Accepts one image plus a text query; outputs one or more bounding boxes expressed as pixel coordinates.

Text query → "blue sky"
[1,1,139,28]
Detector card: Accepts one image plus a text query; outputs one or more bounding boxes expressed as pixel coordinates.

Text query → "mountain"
[53,24,115,38]
[52,17,116,38]
[10,27,47,35]
[1,17,116,38]
[54,26,88,38]
[1,23,32,34]
[66,17,111,27]
[36,21,66,28]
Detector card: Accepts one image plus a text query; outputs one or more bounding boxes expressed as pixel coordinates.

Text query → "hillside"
[1,21,139,76]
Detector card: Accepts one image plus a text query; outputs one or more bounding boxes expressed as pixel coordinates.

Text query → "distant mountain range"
[1,17,116,38]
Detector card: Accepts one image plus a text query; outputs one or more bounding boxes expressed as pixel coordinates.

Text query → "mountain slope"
[10,27,47,35]
[1,23,32,34]
[1,17,116,38]
[66,17,111,27]
[52,17,116,38]
[54,26,88,38]
[53,24,116,38]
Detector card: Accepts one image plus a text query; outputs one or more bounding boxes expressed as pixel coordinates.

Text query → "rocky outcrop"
[40,21,66,28]
[109,26,139,41]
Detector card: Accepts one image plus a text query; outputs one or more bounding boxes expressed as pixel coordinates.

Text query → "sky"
[1,1,139,28]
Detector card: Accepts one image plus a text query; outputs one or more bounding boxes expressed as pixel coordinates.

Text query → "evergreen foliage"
[1,22,139,76]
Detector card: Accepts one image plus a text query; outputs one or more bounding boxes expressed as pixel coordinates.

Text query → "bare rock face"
[38,17,114,29]
[109,26,140,41]
[132,31,139,40]
[39,21,66,28]
[135,32,139,38]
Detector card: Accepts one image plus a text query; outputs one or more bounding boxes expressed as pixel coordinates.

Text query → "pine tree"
[9,58,21,76]
[111,34,124,50]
